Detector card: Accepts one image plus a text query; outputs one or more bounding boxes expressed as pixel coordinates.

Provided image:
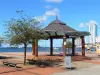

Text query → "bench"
[2,61,17,68]
[27,59,37,64]
[27,59,48,67]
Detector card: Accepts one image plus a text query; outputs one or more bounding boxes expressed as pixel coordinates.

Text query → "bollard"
[64,56,71,69]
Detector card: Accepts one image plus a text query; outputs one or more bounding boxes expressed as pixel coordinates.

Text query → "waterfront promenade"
[51,65,100,75]
[51,52,100,75]
[0,52,100,75]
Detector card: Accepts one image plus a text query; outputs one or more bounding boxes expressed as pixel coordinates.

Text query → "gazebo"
[32,18,90,57]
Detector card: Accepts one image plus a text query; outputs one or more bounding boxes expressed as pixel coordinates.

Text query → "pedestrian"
[87,47,90,53]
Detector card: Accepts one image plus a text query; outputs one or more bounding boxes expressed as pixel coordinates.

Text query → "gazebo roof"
[43,19,90,38]
[44,31,90,37]
[43,19,77,32]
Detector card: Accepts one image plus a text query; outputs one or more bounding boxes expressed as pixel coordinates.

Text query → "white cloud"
[45,10,56,16]
[34,8,60,22]
[45,0,63,3]
[45,8,59,16]
[79,23,86,28]
[34,16,47,22]
[79,20,97,28]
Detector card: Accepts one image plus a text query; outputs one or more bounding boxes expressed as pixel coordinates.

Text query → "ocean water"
[0,47,50,52]
[0,47,96,52]
[0,47,95,52]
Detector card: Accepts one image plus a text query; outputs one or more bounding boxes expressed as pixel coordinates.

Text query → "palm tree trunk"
[24,43,27,65]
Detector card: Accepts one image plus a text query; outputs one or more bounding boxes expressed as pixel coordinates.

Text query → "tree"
[66,40,72,53]
[0,36,4,47]
[5,12,47,65]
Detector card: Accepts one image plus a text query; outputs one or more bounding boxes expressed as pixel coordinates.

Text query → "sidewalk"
[51,53,100,75]
[0,52,99,75]
[51,64,100,75]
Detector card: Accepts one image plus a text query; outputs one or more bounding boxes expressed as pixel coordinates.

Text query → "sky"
[0,0,100,47]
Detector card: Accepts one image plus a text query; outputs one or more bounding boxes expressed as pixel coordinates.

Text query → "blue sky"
[0,0,100,47]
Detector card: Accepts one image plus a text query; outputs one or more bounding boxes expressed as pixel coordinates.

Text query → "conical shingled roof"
[43,19,77,32]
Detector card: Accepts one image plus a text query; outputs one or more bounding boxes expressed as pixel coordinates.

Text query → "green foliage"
[0,36,4,46]
[5,11,48,65]
[5,14,47,45]
[66,41,72,48]
[0,36,4,43]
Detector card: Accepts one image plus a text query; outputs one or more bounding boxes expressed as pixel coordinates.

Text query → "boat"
[53,47,59,50]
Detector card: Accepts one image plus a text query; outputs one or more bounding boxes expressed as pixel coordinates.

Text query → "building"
[96,36,100,44]
[75,38,82,47]
[88,21,97,44]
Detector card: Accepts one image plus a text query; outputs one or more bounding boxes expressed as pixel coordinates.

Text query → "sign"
[65,56,71,68]
[64,42,66,45]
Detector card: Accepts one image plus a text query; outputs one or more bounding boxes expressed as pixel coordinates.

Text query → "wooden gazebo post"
[43,18,90,58]
[50,38,53,56]
[72,37,75,56]
[81,36,85,56]
[63,35,67,56]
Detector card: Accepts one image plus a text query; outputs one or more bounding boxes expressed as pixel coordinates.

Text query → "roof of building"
[43,19,77,32]
[43,19,90,38]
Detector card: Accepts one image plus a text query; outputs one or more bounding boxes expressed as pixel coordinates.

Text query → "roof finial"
[55,12,59,22]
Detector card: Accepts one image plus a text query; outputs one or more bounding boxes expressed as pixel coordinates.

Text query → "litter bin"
[64,56,71,69]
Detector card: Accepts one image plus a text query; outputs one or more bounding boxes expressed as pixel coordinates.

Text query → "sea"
[0,47,96,53]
